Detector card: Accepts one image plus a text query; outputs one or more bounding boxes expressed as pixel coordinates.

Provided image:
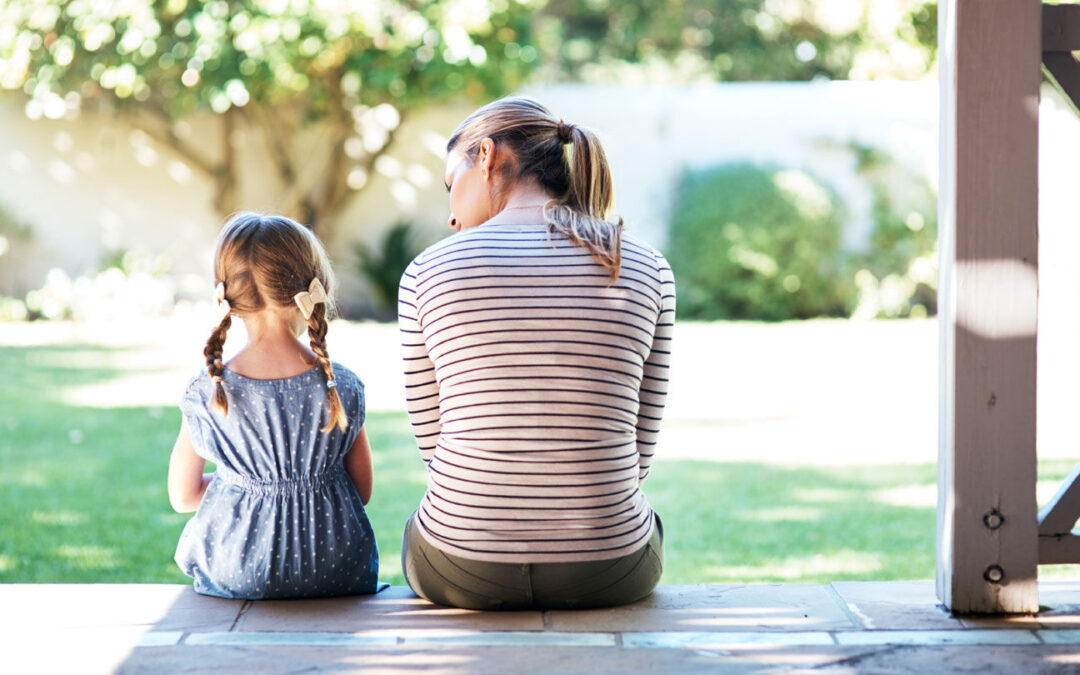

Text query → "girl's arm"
[168,417,212,513]
[344,427,374,505]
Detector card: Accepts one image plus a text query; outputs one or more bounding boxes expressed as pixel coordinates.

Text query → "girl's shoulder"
[181,369,212,403]
[329,362,364,396]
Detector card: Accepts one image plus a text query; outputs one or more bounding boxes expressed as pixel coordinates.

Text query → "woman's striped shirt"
[398,222,675,563]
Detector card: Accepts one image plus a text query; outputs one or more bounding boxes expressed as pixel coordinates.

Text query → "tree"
[1,1,936,234]
[0,0,535,232]
[535,0,936,83]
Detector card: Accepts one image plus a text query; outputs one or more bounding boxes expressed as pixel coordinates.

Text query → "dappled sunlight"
[790,487,850,503]
[60,373,184,408]
[0,470,46,486]
[56,545,119,570]
[32,511,88,526]
[872,484,936,508]
[737,506,824,522]
[678,613,829,629]
[0,555,14,572]
[386,607,485,618]
[954,259,1038,339]
[705,551,883,581]
[1047,653,1080,665]
[335,653,477,668]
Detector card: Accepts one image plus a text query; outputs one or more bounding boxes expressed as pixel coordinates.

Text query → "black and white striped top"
[398,222,675,563]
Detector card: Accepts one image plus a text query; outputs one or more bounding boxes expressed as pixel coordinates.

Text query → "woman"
[397,97,675,610]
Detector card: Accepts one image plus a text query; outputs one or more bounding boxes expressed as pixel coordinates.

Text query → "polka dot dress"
[174,363,382,599]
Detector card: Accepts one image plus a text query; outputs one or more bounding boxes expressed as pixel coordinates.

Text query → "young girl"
[167,212,381,599]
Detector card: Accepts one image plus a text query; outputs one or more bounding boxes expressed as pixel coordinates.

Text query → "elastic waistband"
[215,465,347,495]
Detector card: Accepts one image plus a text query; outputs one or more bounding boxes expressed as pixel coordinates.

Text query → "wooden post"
[936,0,1040,615]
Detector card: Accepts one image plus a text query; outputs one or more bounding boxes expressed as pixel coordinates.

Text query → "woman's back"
[400,223,674,563]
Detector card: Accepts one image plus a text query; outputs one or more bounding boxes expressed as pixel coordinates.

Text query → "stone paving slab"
[12,582,1080,674]
[546,584,857,633]
[117,644,784,675]
[235,586,545,632]
[828,581,965,630]
[0,584,243,632]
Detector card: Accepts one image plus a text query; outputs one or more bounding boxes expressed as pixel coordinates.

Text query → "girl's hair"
[447,96,623,278]
[204,212,348,432]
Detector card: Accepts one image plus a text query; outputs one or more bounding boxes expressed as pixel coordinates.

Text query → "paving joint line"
[144,628,1080,649]
[824,583,866,630]
[228,600,253,632]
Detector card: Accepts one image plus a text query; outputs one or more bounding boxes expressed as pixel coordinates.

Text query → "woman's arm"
[344,427,374,505]
[167,417,212,513]
[635,256,676,482]
[399,261,442,462]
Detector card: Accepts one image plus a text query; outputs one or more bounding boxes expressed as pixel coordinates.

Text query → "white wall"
[0,81,950,316]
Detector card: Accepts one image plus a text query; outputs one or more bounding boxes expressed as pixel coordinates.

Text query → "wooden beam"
[1042,3,1080,52]
[1043,53,1080,119]
[936,0,1040,615]
[1040,534,1080,565]
[1038,462,1080,537]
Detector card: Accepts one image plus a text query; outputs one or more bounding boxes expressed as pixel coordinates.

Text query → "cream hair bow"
[215,282,231,321]
[294,278,328,320]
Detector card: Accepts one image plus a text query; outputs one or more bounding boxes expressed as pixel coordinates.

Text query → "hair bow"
[294,278,328,320]
[215,282,231,321]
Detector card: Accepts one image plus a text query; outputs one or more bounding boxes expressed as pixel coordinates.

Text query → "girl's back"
[176,364,379,599]
[168,212,381,600]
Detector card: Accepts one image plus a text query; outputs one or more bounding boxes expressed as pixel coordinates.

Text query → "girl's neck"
[227,310,318,380]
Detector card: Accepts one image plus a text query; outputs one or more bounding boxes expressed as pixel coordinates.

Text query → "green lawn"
[0,343,1074,586]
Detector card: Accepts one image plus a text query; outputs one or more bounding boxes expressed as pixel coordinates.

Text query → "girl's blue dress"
[175,362,381,599]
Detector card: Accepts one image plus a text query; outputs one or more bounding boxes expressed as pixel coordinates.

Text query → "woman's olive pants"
[401,512,663,610]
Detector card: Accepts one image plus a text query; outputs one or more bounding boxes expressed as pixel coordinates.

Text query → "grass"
[0,342,1075,586]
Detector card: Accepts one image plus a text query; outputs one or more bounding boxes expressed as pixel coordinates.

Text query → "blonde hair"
[447,96,623,278]
[204,212,348,432]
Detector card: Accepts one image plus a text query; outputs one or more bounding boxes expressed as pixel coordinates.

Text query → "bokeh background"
[2,0,1080,587]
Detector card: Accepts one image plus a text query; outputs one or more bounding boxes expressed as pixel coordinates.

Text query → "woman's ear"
[478,138,496,182]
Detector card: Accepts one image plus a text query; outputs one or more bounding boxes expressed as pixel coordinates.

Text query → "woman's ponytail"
[447,96,625,279]
[545,123,623,279]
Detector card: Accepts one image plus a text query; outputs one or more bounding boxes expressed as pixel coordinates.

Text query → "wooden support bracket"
[1043,4,1080,52]
[1043,4,1080,115]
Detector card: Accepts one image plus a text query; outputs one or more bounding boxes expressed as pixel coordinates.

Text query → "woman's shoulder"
[409,223,539,268]
[621,233,670,270]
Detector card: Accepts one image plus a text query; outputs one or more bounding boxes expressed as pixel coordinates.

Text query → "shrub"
[849,145,937,319]
[353,221,426,319]
[667,163,856,320]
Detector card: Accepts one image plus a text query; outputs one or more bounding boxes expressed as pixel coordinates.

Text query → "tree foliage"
[0,0,536,230]
[537,0,937,82]
[0,0,937,233]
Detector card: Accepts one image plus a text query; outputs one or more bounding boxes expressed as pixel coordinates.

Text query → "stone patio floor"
[8,582,1080,673]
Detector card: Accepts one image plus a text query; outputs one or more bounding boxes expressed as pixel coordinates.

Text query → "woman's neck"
[227,309,318,380]
[483,181,556,226]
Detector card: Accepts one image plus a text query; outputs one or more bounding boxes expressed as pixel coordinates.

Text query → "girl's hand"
[167,418,211,513]
[344,427,374,505]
